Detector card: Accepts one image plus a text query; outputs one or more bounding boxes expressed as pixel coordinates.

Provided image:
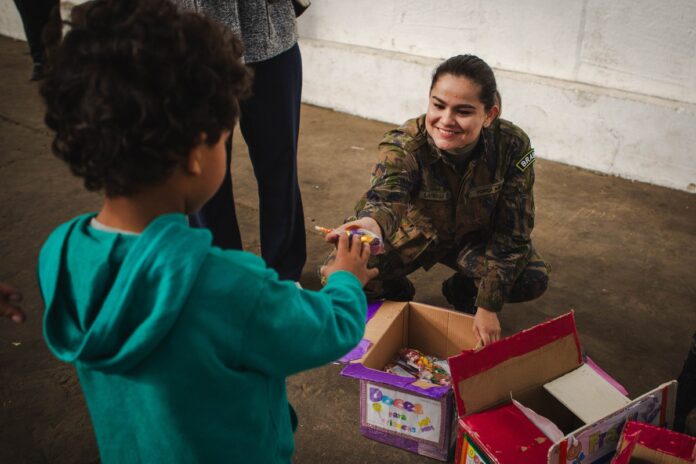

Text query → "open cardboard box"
[611,421,696,464]
[450,312,678,464]
[340,300,479,461]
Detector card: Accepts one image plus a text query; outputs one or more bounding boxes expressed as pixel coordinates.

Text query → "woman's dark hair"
[430,54,501,114]
[40,0,252,197]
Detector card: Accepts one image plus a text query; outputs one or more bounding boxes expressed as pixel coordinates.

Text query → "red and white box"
[449,312,678,464]
[611,421,696,464]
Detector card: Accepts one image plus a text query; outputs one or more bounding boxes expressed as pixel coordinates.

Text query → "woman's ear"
[483,105,500,128]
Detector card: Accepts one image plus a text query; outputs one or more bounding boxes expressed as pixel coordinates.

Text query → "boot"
[364,277,415,302]
[442,273,477,315]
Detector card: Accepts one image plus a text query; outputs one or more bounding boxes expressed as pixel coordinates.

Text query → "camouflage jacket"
[356,115,537,311]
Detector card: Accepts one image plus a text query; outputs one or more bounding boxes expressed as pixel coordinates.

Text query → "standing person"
[12,0,59,80]
[38,1,376,462]
[675,332,696,435]
[324,55,549,346]
[178,0,307,282]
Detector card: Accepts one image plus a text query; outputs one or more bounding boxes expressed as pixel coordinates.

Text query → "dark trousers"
[675,332,696,433]
[346,239,548,306]
[190,44,306,281]
[13,0,58,63]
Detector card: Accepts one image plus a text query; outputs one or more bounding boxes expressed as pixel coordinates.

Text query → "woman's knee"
[508,267,549,303]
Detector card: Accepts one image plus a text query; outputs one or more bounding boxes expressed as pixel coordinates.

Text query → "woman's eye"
[433,103,444,110]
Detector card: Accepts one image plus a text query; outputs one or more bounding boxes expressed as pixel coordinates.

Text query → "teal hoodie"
[39,214,367,463]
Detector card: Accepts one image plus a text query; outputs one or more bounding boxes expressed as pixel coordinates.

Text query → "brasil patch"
[515,148,536,172]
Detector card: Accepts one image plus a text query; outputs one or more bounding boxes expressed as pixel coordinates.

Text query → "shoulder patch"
[515,148,536,172]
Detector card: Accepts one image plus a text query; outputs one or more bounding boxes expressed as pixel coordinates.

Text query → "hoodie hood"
[39,213,212,373]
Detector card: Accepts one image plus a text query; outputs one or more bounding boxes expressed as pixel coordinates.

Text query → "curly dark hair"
[40,0,252,197]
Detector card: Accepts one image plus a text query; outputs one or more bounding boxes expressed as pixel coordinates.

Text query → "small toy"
[314,225,385,255]
[383,348,452,386]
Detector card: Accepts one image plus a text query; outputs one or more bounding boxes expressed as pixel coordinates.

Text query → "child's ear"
[185,134,207,175]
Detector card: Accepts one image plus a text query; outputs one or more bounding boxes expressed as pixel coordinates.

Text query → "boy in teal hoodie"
[37,1,378,462]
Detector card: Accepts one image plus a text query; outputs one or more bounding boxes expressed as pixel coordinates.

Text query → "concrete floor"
[0,35,694,463]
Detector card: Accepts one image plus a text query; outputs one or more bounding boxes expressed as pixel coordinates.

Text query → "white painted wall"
[2,0,694,191]
[297,0,696,192]
[299,0,696,105]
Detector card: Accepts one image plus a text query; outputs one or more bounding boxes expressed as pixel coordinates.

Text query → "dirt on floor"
[0,36,694,463]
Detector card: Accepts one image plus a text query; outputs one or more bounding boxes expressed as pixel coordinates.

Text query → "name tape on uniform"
[515,148,536,173]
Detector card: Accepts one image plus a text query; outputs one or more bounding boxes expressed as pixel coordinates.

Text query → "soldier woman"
[324,54,549,345]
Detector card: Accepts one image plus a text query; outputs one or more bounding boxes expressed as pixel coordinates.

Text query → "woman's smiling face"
[425,73,497,152]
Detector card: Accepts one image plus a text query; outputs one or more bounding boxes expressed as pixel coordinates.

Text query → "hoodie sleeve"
[240,269,367,378]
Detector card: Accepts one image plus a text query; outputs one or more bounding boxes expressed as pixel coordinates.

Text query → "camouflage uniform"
[334,115,549,312]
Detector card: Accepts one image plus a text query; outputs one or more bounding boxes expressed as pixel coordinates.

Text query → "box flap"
[611,430,639,464]
[341,300,477,400]
[585,355,628,396]
[547,381,679,464]
[543,363,630,424]
[460,402,554,463]
[449,312,582,418]
[612,421,696,464]
[627,445,695,464]
[407,302,478,358]
[337,301,391,363]
[511,398,565,442]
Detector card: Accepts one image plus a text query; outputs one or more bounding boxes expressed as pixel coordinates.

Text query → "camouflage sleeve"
[475,141,536,312]
[355,141,420,239]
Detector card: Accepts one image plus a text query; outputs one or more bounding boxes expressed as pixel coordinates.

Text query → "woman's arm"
[472,136,535,345]
[353,137,421,240]
[475,140,536,314]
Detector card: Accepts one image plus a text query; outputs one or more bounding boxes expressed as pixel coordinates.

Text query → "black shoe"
[365,277,415,302]
[30,63,45,81]
[442,273,477,314]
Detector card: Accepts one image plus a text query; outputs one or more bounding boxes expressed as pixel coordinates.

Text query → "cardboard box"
[611,421,696,464]
[449,312,678,464]
[340,301,479,461]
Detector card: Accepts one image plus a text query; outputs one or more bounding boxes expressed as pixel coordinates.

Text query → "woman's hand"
[324,217,382,244]
[473,307,500,346]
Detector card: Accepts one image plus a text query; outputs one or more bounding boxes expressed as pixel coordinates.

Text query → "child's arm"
[239,235,377,377]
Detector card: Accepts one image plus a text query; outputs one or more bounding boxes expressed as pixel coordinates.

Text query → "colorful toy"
[383,348,452,387]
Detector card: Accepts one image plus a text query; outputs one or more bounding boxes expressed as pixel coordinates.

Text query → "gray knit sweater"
[174,0,298,63]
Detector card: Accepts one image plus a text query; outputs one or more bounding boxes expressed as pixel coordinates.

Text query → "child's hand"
[0,282,25,323]
[320,234,379,287]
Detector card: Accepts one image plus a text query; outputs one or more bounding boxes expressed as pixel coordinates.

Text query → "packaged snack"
[314,225,385,255]
[384,348,453,387]
[384,362,418,379]
[433,359,451,376]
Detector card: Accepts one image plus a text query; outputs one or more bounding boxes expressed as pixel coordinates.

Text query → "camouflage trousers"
[321,236,549,304]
